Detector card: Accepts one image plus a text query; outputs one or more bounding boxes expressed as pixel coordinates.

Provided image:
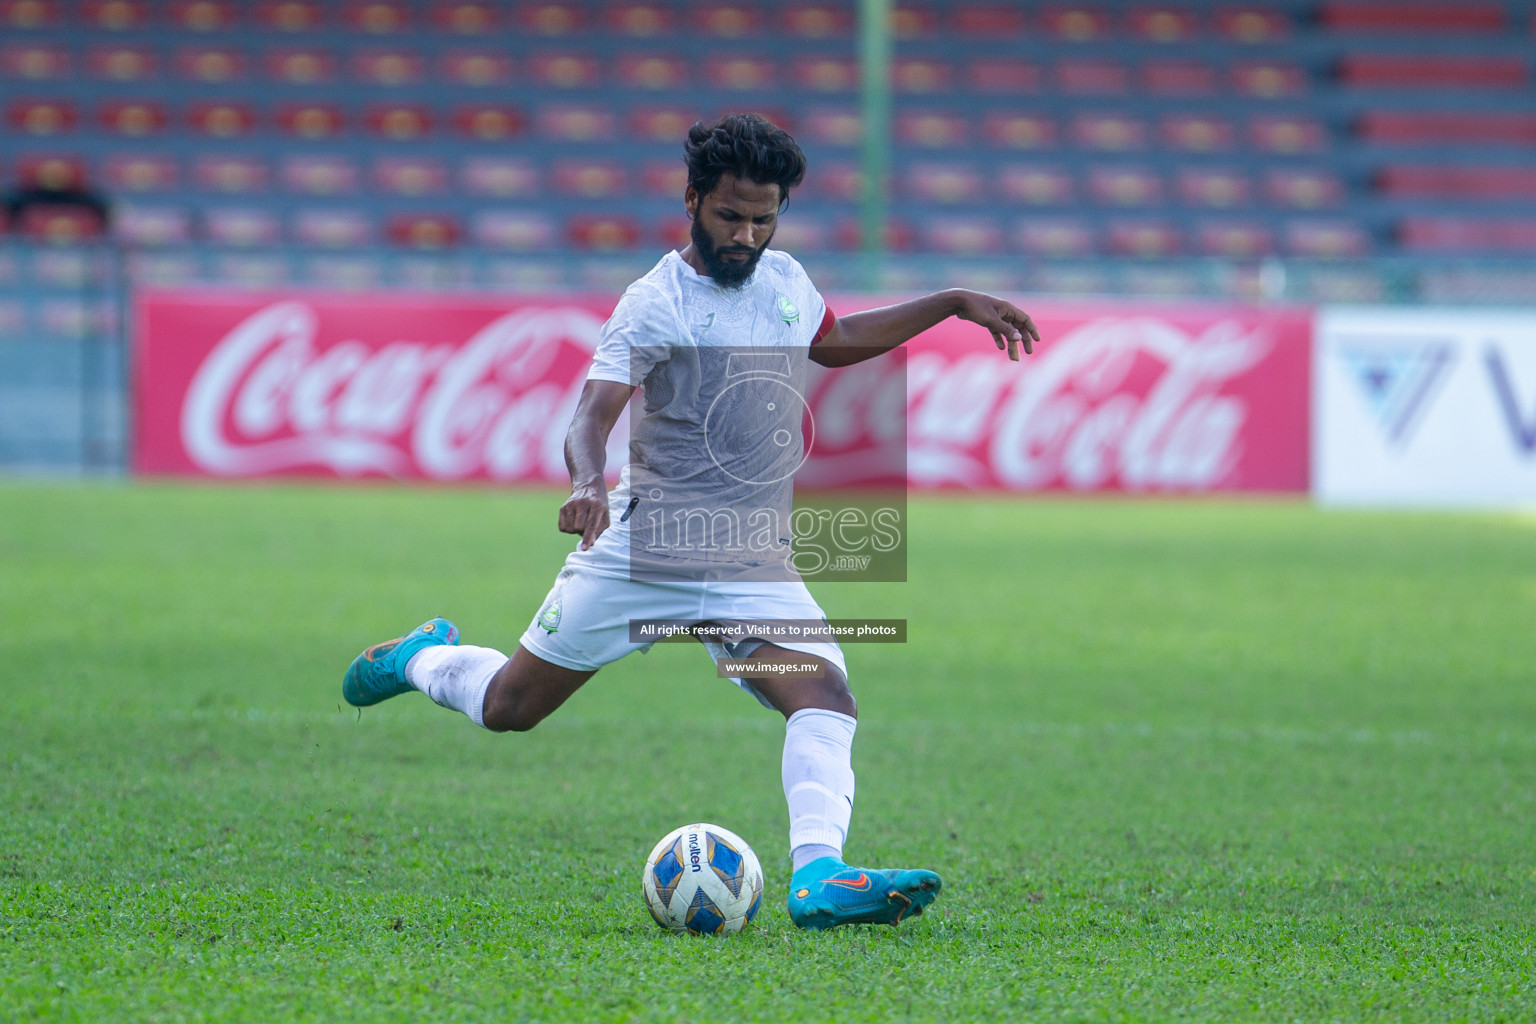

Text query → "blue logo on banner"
[1338,341,1455,446]
[1485,345,1536,455]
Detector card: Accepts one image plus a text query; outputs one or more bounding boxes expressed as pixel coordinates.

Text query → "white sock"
[405,645,505,729]
[783,707,857,867]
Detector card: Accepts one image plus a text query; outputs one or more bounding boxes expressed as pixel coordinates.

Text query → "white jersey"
[586,249,832,576]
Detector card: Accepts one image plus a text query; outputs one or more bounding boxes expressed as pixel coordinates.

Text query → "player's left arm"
[809,288,1039,368]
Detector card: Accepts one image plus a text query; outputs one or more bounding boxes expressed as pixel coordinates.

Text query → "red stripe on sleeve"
[811,304,836,345]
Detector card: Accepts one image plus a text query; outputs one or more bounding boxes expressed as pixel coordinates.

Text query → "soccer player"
[343,114,1038,930]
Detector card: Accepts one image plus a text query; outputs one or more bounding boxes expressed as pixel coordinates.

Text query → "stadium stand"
[0,0,1532,315]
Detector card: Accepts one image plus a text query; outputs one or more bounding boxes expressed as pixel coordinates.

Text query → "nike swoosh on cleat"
[824,873,872,891]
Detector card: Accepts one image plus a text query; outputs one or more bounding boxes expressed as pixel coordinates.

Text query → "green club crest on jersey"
[776,294,800,325]
[538,597,562,634]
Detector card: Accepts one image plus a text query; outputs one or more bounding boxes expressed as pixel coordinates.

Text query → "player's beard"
[691,216,773,288]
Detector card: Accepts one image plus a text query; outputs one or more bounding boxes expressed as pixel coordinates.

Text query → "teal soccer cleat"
[786,857,942,930]
[342,617,459,708]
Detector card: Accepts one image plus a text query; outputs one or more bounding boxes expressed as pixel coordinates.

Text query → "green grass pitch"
[2,482,1533,1022]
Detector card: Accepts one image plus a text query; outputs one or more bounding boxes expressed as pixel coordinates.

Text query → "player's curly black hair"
[683,113,807,204]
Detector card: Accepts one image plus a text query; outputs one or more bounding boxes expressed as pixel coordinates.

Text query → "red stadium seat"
[538,105,616,142]
[617,56,690,90]
[891,4,936,38]
[1074,113,1147,151]
[266,48,336,84]
[451,104,525,142]
[99,101,167,137]
[88,46,157,82]
[353,50,424,87]
[374,157,448,196]
[1266,169,1344,209]
[629,107,696,143]
[176,47,245,83]
[607,2,673,36]
[172,1,237,31]
[6,98,75,136]
[1338,54,1528,89]
[1198,221,1272,257]
[997,165,1074,205]
[1357,111,1536,145]
[188,101,256,138]
[1400,217,1536,253]
[1089,166,1164,206]
[923,217,1005,255]
[696,4,761,37]
[1320,3,1504,34]
[102,153,178,192]
[904,163,985,204]
[278,103,345,139]
[1057,59,1129,94]
[1230,61,1306,98]
[1108,220,1182,257]
[16,205,105,243]
[705,57,775,90]
[1377,165,1536,199]
[655,216,691,250]
[832,217,914,251]
[768,219,830,252]
[18,155,87,190]
[1042,5,1111,40]
[953,4,1026,35]
[367,104,433,141]
[1143,59,1216,94]
[1214,6,1290,43]
[1249,115,1327,154]
[805,161,864,201]
[530,54,601,88]
[472,211,556,251]
[259,0,324,32]
[204,208,282,246]
[1130,6,1200,42]
[433,2,498,34]
[641,159,687,198]
[983,113,1057,149]
[793,57,858,92]
[1161,114,1234,152]
[518,2,584,35]
[2,44,69,79]
[441,51,513,88]
[116,207,192,246]
[893,59,952,94]
[1284,219,1369,258]
[388,214,461,249]
[293,208,374,248]
[460,157,540,198]
[83,0,146,30]
[568,215,642,251]
[968,59,1041,93]
[801,108,862,146]
[347,1,412,34]
[282,155,359,196]
[1015,218,1096,257]
[783,4,851,38]
[193,155,269,193]
[897,111,968,148]
[1177,168,1250,207]
[1,0,60,29]
[554,160,628,198]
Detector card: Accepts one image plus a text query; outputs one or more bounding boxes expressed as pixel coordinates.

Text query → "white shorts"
[518,528,847,709]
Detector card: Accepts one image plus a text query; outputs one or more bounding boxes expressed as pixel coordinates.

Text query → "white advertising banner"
[1315,307,1536,506]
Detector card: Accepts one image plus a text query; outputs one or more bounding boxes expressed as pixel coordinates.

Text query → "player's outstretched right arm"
[559,379,635,550]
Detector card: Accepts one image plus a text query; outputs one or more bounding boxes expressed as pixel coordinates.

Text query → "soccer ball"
[642,823,764,935]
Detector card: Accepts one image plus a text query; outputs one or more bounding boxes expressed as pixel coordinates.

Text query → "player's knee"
[812,665,857,718]
[483,704,544,733]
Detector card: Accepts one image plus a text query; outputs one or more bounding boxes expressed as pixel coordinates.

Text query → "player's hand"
[951,289,1040,361]
[559,484,610,551]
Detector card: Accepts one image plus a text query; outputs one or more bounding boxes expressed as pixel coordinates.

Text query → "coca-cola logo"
[180,300,611,479]
[909,316,1273,490]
